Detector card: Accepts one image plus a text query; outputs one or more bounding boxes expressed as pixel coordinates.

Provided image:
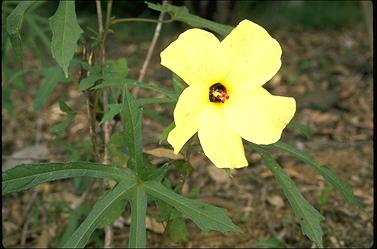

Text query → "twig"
[96,0,113,247]
[133,0,168,97]
[111,17,174,25]
[20,191,39,246]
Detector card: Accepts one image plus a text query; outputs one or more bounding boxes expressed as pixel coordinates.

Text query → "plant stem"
[134,0,168,97]
[96,1,114,247]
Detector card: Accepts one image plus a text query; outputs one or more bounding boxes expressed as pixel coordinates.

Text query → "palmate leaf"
[128,185,148,248]
[250,143,324,248]
[2,162,135,195]
[270,142,362,208]
[6,1,35,65]
[146,2,232,37]
[144,180,242,234]
[49,1,83,78]
[63,181,136,248]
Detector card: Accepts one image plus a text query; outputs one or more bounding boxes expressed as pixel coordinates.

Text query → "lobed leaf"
[49,1,83,78]
[144,180,242,234]
[270,141,362,208]
[63,181,136,248]
[2,162,136,195]
[128,185,148,248]
[250,143,324,248]
[121,84,144,175]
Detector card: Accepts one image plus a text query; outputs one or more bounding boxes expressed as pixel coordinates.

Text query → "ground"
[2,21,373,248]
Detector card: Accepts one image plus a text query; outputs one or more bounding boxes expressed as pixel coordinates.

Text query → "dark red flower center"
[209,83,229,103]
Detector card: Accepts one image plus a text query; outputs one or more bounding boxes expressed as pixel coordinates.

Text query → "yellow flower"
[160,20,296,169]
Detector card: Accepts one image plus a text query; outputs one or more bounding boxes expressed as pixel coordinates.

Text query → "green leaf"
[6,1,35,64]
[2,162,136,195]
[64,181,136,248]
[250,143,324,248]
[136,97,176,106]
[79,73,101,91]
[103,58,128,79]
[159,122,175,144]
[288,121,312,140]
[146,2,232,37]
[172,73,185,96]
[99,104,122,125]
[2,88,13,115]
[144,180,242,234]
[52,100,76,135]
[125,79,177,100]
[318,184,333,207]
[270,142,362,208]
[97,192,128,228]
[33,67,67,111]
[49,1,83,78]
[128,185,147,248]
[255,237,286,248]
[57,203,88,247]
[108,132,129,166]
[167,212,188,242]
[121,84,144,175]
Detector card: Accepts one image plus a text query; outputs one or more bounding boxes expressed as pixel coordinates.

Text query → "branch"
[133,0,168,97]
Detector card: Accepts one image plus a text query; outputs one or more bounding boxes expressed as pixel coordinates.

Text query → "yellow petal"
[161,29,229,86]
[198,104,248,169]
[168,84,209,154]
[223,87,296,144]
[221,20,282,92]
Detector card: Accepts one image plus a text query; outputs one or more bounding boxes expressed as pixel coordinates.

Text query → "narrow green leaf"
[2,88,13,115]
[64,181,136,248]
[2,162,136,195]
[144,180,242,234]
[255,237,286,248]
[52,100,76,135]
[250,143,324,248]
[99,104,122,125]
[172,73,185,96]
[79,73,101,91]
[270,142,362,208]
[288,121,312,140]
[159,122,175,144]
[97,193,128,228]
[146,2,232,37]
[122,84,144,175]
[33,67,67,111]
[125,79,177,100]
[49,1,83,78]
[136,97,176,106]
[6,1,35,64]
[128,185,147,248]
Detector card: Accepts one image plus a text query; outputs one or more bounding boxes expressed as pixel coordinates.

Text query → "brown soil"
[2,23,373,248]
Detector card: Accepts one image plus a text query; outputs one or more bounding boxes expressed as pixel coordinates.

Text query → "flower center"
[209,83,229,103]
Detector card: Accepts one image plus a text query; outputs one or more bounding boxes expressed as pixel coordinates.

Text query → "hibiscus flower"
[161,20,296,168]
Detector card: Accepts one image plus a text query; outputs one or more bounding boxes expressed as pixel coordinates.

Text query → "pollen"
[209,83,229,103]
